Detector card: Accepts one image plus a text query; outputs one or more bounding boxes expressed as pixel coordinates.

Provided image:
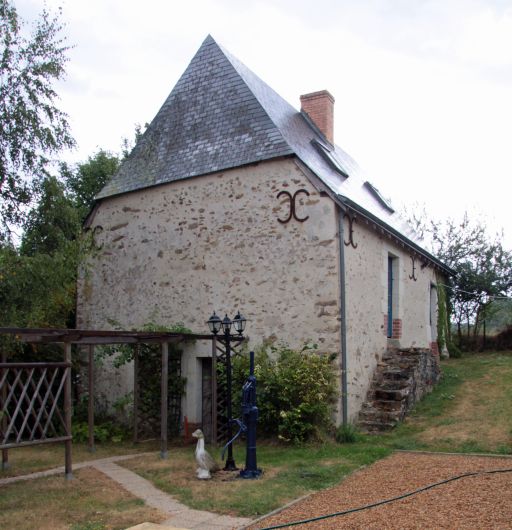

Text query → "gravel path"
[249,452,512,530]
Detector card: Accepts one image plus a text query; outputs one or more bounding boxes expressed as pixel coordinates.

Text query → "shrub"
[335,423,360,443]
[447,341,462,358]
[232,343,337,443]
[72,420,127,443]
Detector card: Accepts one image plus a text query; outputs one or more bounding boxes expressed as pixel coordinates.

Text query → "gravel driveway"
[249,452,512,529]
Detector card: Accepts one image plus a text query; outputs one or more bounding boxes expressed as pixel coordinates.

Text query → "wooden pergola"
[0,327,242,478]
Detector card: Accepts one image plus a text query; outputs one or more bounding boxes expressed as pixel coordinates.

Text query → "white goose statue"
[192,429,219,479]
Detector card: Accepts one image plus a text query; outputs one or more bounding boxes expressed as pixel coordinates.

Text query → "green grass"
[0,439,160,478]
[370,351,512,454]
[121,442,390,517]
[0,467,165,530]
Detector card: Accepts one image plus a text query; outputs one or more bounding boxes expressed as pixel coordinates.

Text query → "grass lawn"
[0,439,160,479]
[0,466,166,530]
[121,441,390,517]
[1,351,511,526]
[376,351,512,454]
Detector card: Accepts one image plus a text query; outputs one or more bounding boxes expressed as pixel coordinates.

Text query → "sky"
[17,0,512,248]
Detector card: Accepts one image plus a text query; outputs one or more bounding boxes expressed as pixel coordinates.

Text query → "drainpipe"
[337,203,348,425]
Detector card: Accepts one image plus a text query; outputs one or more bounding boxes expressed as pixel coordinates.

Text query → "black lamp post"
[207,310,246,471]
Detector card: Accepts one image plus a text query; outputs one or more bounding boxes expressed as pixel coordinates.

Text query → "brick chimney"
[300,90,335,144]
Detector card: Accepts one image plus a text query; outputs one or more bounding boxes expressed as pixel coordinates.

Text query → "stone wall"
[343,215,441,421]
[78,155,446,426]
[77,158,341,422]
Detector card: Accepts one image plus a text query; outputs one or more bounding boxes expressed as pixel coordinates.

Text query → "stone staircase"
[358,347,440,432]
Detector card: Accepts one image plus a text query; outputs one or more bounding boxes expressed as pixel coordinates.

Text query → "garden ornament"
[192,429,219,479]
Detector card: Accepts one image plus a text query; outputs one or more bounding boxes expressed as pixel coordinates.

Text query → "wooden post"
[133,344,139,443]
[1,351,8,470]
[211,336,217,445]
[160,341,168,459]
[87,345,95,453]
[64,342,73,480]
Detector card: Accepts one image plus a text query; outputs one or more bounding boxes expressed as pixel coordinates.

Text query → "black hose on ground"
[259,467,512,529]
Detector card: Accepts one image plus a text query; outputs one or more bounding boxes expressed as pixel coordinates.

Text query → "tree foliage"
[0,150,120,336]
[63,149,120,222]
[0,0,74,239]
[20,175,80,255]
[406,208,512,343]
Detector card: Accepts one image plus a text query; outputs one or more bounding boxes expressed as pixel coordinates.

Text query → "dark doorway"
[201,358,213,441]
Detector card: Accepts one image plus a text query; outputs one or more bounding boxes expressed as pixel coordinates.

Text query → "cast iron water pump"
[221,350,262,478]
[239,350,262,479]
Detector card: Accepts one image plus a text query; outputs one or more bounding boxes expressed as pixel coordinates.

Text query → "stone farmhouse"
[78,35,451,430]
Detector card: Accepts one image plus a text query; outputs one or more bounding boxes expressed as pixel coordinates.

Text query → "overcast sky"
[17,0,512,248]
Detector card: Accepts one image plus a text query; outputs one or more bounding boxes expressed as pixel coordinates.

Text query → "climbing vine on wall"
[95,322,191,437]
[437,279,450,353]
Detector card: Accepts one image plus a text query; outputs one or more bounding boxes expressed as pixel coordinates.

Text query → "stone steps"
[357,346,440,433]
[358,419,398,432]
[359,408,402,424]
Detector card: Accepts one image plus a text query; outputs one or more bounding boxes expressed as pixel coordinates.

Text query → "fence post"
[160,341,168,459]
[133,344,140,443]
[64,342,73,480]
[1,351,8,470]
[87,345,95,453]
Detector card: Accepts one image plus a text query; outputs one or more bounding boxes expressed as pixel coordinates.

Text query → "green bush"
[71,420,127,443]
[232,343,337,443]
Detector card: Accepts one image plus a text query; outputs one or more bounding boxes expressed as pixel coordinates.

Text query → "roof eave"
[336,195,455,276]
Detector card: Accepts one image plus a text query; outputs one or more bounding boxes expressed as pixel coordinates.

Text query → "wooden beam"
[64,342,73,480]
[160,342,169,459]
[1,351,8,469]
[0,436,71,450]
[0,327,222,345]
[88,345,95,453]
[133,344,140,444]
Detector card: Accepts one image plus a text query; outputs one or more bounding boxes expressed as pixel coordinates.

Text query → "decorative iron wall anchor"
[276,189,310,223]
[85,225,104,251]
[343,213,358,248]
[409,256,418,281]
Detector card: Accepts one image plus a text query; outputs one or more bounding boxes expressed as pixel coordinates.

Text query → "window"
[430,284,438,341]
[387,255,399,338]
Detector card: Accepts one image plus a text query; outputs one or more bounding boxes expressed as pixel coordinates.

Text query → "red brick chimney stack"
[300,90,335,144]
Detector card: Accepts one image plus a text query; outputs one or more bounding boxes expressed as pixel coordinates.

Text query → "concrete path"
[0,453,252,530]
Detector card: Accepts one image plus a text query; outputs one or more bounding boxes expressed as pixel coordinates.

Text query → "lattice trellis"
[0,363,71,449]
[215,339,244,444]
[133,347,183,441]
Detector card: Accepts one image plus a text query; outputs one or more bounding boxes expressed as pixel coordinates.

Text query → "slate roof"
[97,35,450,272]
[97,35,294,199]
